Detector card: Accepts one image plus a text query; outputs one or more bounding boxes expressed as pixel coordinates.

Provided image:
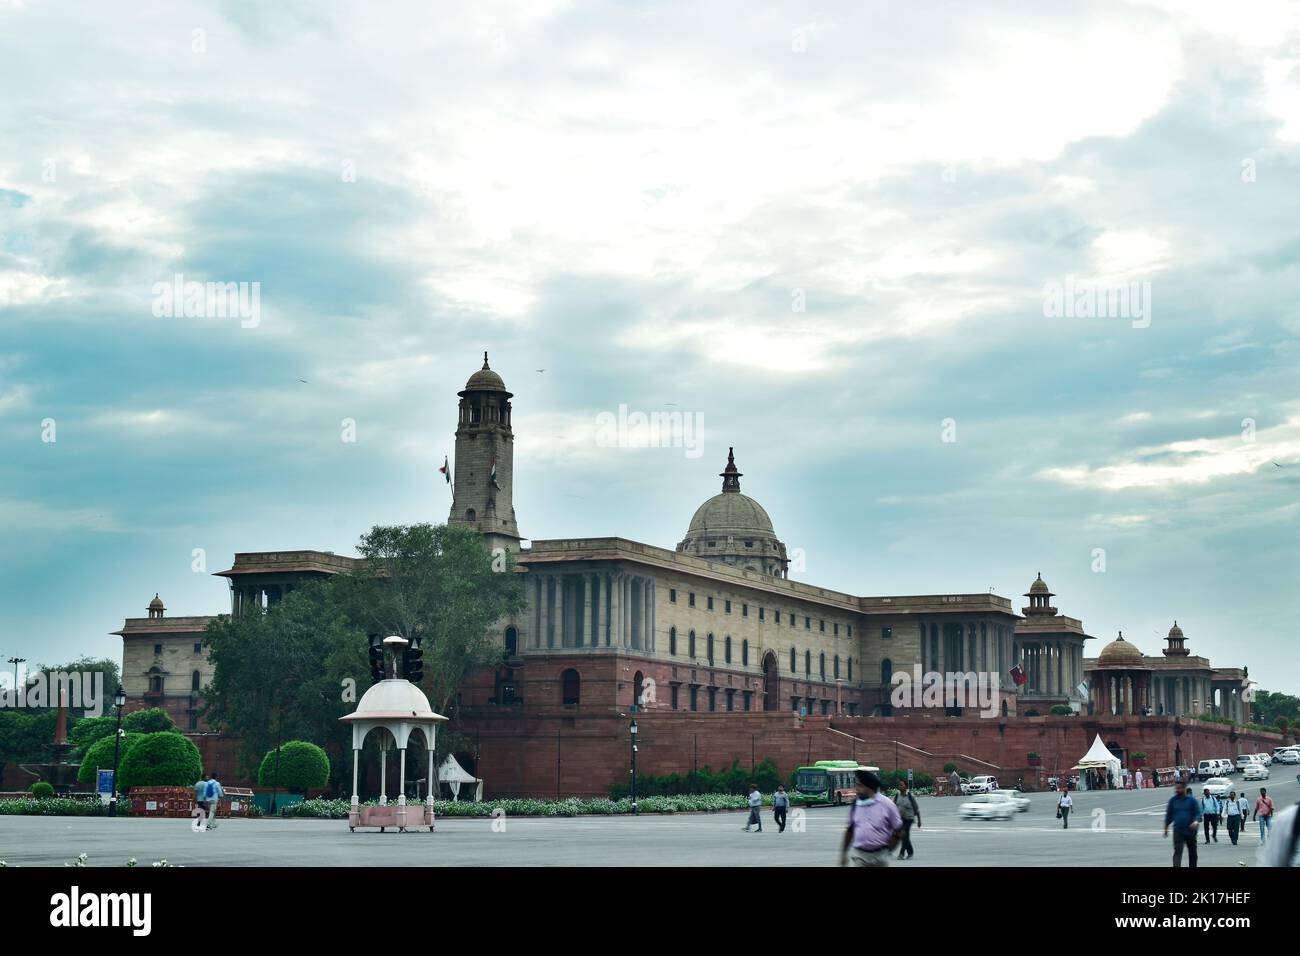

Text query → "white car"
[992,789,1031,812]
[1254,753,1272,766]
[1276,750,1300,765]
[959,792,1018,820]
[1242,762,1269,781]
[1235,755,1258,773]
[1196,760,1218,780]
[1203,776,1232,797]
[962,775,999,795]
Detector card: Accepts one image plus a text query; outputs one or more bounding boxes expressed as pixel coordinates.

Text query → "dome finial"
[720,447,742,492]
[483,351,490,369]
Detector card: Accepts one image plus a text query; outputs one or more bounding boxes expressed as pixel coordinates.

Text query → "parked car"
[962,775,999,795]
[1276,750,1300,765]
[1197,760,1218,781]
[1256,753,1273,765]
[959,792,1018,820]
[1203,776,1232,797]
[992,789,1031,812]
[1236,755,1260,773]
[1243,762,1269,781]
[1214,759,1234,776]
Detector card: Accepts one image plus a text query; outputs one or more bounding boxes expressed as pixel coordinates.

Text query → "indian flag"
[439,456,450,484]
[489,460,501,489]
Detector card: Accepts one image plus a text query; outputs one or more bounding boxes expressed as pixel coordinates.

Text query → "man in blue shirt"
[1164,781,1202,867]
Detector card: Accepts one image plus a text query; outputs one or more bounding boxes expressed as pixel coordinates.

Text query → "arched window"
[561,668,581,708]
[881,659,893,684]
[833,655,839,679]
[191,670,201,692]
[742,640,749,666]
[707,633,715,664]
[149,674,163,693]
[669,627,677,655]
[789,647,796,673]
[504,626,518,657]
[465,508,477,522]
[819,653,826,679]
[689,630,697,657]
[724,636,732,663]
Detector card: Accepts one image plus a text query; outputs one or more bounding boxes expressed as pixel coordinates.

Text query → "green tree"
[117,732,202,790]
[1255,690,1300,728]
[122,708,175,734]
[0,710,58,784]
[69,716,117,755]
[202,579,368,786]
[257,741,331,793]
[77,733,145,785]
[337,523,525,718]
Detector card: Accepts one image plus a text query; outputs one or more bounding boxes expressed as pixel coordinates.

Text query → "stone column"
[533,575,542,648]
[610,573,622,647]
[590,574,600,647]
[581,576,592,649]
[555,575,566,648]
[624,575,633,648]
[647,579,656,652]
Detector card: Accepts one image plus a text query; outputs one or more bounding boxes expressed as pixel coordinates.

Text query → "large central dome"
[676,448,789,577]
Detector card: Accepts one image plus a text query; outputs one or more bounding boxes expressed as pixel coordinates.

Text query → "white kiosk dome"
[343,679,442,722]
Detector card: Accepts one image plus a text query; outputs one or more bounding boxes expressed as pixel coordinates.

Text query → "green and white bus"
[791,760,882,806]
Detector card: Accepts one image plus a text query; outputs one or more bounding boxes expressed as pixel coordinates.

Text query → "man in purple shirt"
[840,769,903,867]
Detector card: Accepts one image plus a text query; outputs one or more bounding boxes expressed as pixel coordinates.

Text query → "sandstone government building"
[113,355,1278,796]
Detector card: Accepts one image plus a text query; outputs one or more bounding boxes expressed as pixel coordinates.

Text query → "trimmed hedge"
[257,741,330,793]
[281,794,752,819]
[77,732,144,785]
[0,797,111,816]
[29,782,54,799]
[117,732,202,790]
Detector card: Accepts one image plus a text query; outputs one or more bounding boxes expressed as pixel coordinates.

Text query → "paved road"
[2,774,1296,867]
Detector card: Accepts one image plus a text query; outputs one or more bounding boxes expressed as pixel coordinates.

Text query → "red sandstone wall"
[454,711,1293,799]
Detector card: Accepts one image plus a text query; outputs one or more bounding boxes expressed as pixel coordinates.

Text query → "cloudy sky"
[2,1,1298,694]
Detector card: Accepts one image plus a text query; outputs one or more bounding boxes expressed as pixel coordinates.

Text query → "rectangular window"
[708,687,717,712]
[707,596,714,610]
[189,713,199,731]
[833,623,839,636]
[193,643,203,653]
[690,686,699,711]
[154,644,162,655]
[689,592,696,607]
[743,691,752,711]
[819,619,825,632]
[847,625,853,638]
[805,616,811,629]
[774,610,779,624]
[820,700,829,715]
[725,689,735,711]
[670,589,677,603]
[759,607,765,622]
[671,685,679,710]
[882,626,893,640]
[725,600,731,613]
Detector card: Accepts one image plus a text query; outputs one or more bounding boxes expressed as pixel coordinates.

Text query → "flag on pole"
[489,459,501,490]
[439,456,451,484]
[1009,663,1027,687]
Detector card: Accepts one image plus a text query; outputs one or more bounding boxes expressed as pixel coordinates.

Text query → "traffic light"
[404,639,424,684]
[368,635,384,684]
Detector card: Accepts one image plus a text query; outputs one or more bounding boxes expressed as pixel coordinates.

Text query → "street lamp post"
[630,719,638,815]
[7,657,26,698]
[108,685,126,817]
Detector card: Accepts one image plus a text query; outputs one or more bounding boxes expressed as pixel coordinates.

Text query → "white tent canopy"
[438,754,483,803]
[1073,734,1122,771]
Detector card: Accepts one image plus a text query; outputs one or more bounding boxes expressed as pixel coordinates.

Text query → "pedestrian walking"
[205,774,224,829]
[1057,786,1073,828]
[948,770,960,795]
[1199,789,1220,844]
[893,779,921,859]
[743,782,763,832]
[840,769,902,867]
[1164,781,1202,868]
[1224,790,1242,845]
[1135,769,1144,790]
[194,776,208,822]
[773,785,790,833]
[1254,788,1275,844]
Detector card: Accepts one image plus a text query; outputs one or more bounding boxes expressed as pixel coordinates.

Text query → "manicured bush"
[1049,705,1072,716]
[280,793,754,820]
[943,762,958,774]
[609,758,782,799]
[117,732,202,790]
[29,782,54,799]
[122,708,175,734]
[257,741,330,794]
[76,733,144,785]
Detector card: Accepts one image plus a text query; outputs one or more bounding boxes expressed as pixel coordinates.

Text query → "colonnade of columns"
[530,570,655,652]
[1014,640,1084,697]
[1090,671,1153,715]
[231,581,293,615]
